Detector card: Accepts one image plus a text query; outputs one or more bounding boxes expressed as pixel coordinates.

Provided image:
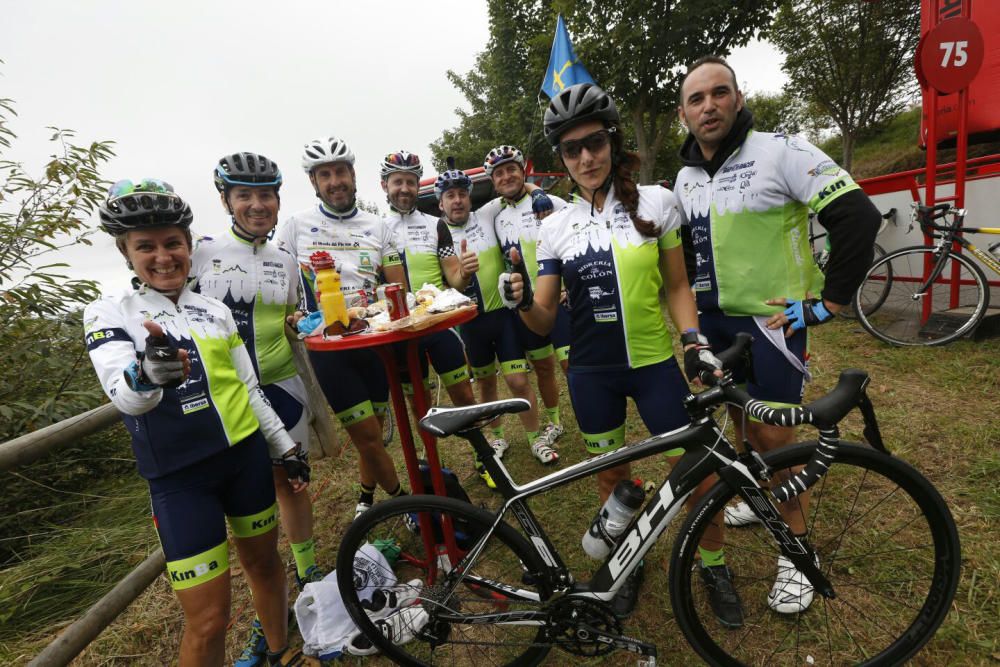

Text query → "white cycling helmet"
[483,145,525,177]
[301,136,355,172]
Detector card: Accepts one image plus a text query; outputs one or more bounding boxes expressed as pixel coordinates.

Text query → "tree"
[744,90,820,137]
[0,93,116,438]
[770,0,920,170]
[431,0,557,172]
[561,0,781,183]
[435,1,780,183]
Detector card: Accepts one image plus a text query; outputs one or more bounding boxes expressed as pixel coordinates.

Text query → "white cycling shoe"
[542,422,565,445]
[347,579,424,656]
[724,501,761,527]
[531,436,559,464]
[489,438,509,460]
[768,555,817,614]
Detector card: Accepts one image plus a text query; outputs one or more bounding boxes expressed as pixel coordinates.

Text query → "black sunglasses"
[556,127,616,159]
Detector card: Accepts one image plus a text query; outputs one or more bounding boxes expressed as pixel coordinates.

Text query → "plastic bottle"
[310,251,349,332]
[581,479,646,560]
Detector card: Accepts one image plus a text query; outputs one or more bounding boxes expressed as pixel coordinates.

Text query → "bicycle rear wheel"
[335,495,552,667]
[670,442,960,667]
[838,243,887,319]
[854,246,989,345]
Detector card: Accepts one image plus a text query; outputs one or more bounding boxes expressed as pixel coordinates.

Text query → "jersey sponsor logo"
[594,309,618,323]
[578,259,614,281]
[85,327,128,350]
[181,397,209,414]
[588,285,615,301]
[170,558,221,584]
[720,160,755,173]
[222,264,247,274]
[817,177,850,201]
[808,160,841,178]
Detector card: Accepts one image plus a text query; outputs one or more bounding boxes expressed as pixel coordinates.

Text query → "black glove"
[502,249,533,310]
[124,334,185,390]
[681,330,722,384]
[276,445,310,484]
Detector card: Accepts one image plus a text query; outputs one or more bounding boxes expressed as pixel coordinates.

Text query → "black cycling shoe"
[699,564,744,628]
[611,560,645,618]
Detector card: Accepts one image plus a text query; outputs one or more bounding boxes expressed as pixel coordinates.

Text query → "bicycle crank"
[549,597,658,662]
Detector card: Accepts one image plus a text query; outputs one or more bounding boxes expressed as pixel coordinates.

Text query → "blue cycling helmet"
[213,152,282,194]
[433,169,472,201]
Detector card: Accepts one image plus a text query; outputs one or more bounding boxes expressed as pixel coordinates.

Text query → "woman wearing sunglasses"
[83,179,309,665]
[501,83,734,622]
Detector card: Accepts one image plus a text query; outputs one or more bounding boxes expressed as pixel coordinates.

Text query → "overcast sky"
[2,1,787,293]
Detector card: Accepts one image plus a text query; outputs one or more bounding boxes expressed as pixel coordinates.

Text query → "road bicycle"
[335,334,960,666]
[854,203,1000,345]
[810,208,893,319]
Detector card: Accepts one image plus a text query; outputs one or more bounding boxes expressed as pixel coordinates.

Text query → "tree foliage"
[743,89,828,139]
[770,0,920,170]
[434,0,779,183]
[564,0,781,183]
[0,94,116,439]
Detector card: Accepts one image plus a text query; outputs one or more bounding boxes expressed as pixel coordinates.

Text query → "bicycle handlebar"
[702,334,872,502]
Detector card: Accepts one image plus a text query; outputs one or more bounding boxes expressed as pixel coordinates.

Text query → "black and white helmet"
[98,179,193,236]
[483,145,525,177]
[543,83,620,146]
[214,152,282,194]
[301,136,355,172]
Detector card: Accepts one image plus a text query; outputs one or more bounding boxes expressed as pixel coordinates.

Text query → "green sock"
[388,483,407,497]
[290,539,316,579]
[491,426,505,440]
[699,546,726,568]
[544,406,560,425]
[527,430,540,442]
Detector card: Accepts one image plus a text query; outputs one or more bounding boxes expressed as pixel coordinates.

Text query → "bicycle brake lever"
[856,392,888,454]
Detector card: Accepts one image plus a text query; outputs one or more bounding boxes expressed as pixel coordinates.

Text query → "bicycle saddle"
[419,399,530,437]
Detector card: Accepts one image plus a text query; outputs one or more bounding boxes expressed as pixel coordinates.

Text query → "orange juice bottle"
[309,251,349,330]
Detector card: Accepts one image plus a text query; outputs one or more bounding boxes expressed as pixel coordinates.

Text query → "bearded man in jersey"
[278,136,409,519]
[674,55,879,615]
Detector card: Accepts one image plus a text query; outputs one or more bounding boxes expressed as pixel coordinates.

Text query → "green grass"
[2,319,998,665]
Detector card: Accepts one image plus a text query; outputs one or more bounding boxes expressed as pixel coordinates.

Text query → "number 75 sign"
[916,17,984,94]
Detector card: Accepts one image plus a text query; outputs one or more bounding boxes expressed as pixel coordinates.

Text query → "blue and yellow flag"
[540,14,594,99]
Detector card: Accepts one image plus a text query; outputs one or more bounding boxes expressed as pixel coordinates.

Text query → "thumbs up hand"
[498,247,533,310]
[459,238,479,279]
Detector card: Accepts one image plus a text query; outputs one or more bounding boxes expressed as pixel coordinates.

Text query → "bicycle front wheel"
[335,495,553,667]
[838,242,888,319]
[854,246,989,345]
[670,442,960,667]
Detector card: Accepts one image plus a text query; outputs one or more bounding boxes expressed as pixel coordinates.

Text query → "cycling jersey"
[494,192,567,283]
[674,131,860,316]
[536,185,682,371]
[190,230,299,386]
[385,209,455,291]
[276,203,401,309]
[444,199,504,314]
[84,284,296,480]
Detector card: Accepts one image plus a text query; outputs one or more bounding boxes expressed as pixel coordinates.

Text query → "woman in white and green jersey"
[503,83,729,621]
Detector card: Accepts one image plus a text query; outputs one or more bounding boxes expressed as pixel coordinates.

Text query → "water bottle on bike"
[581,479,645,559]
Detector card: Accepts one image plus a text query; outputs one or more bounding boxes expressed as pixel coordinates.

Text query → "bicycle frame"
[449,395,830,611]
[915,207,1000,317]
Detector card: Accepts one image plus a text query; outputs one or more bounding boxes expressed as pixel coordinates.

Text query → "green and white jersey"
[84,285,295,479]
[191,230,299,386]
[536,185,682,371]
[276,204,401,310]
[493,192,567,284]
[445,198,505,314]
[385,209,455,291]
[674,131,860,316]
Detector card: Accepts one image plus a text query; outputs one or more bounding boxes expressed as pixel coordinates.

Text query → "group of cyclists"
[83,54,879,665]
